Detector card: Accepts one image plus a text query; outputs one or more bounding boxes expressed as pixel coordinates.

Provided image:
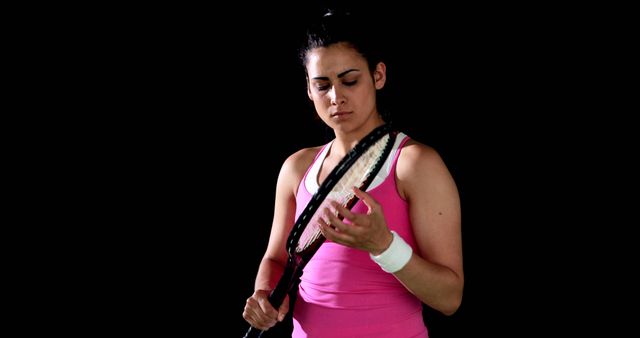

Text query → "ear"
[373,62,386,90]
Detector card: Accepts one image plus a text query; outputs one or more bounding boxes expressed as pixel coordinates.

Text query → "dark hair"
[299,8,392,125]
[299,9,384,74]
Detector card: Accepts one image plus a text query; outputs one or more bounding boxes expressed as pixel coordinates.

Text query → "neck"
[330,117,385,158]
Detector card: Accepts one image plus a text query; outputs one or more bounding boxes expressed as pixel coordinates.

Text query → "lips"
[330,111,351,117]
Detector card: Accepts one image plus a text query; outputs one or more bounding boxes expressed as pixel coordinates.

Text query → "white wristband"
[369,231,413,273]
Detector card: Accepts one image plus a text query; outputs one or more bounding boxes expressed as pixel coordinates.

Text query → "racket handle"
[243,260,298,338]
[243,326,263,338]
[242,277,290,338]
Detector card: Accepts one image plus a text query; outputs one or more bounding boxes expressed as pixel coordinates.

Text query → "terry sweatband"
[370,230,413,273]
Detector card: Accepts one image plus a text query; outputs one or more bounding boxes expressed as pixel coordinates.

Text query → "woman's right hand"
[243,289,290,331]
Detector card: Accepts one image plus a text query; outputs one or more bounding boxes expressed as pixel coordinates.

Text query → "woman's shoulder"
[396,136,455,198]
[280,145,325,177]
[400,137,440,162]
[397,137,448,175]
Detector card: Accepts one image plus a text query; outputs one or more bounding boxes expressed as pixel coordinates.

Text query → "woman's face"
[305,42,386,133]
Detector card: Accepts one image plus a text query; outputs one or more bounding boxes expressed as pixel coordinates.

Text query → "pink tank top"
[292,133,428,338]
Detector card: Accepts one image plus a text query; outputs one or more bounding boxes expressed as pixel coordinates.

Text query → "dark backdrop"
[89,3,608,337]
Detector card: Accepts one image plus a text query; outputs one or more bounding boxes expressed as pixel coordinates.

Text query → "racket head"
[287,124,397,259]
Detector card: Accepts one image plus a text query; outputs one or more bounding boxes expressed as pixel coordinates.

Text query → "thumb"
[278,295,290,322]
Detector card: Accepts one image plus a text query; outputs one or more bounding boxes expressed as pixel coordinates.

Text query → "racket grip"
[266,274,290,308]
[241,280,291,338]
[243,326,263,338]
[243,260,298,338]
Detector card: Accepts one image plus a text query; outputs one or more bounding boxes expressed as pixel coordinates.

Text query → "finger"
[243,301,257,323]
[329,200,356,222]
[257,295,279,321]
[324,208,349,232]
[318,215,335,233]
[245,310,271,331]
[318,216,343,242]
[252,313,277,331]
[352,186,379,213]
[244,298,275,330]
[278,295,290,322]
[247,292,278,330]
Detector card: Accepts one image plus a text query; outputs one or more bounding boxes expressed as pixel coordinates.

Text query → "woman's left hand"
[318,186,394,255]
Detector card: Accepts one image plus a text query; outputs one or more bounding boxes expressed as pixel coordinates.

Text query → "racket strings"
[296,135,390,252]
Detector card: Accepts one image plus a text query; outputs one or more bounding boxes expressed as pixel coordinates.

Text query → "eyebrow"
[311,69,359,81]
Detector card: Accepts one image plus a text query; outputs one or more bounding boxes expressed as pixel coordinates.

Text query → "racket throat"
[268,258,303,308]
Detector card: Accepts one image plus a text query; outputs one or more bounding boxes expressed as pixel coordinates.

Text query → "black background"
[81,2,624,337]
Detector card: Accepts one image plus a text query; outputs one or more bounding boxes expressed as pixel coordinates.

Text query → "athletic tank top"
[292,133,429,338]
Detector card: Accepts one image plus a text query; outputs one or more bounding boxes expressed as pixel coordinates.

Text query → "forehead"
[306,43,368,78]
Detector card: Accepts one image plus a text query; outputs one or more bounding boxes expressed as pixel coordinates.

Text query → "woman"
[243,9,463,337]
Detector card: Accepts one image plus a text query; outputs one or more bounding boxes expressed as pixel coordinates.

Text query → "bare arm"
[393,141,463,315]
[243,147,320,330]
[254,160,298,292]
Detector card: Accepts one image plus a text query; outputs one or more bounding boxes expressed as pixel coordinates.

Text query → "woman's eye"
[317,85,330,91]
[343,80,357,86]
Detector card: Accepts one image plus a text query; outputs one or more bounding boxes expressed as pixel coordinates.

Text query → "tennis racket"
[244,124,396,337]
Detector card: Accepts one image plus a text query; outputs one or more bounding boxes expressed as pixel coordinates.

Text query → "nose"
[328,86,346,106]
